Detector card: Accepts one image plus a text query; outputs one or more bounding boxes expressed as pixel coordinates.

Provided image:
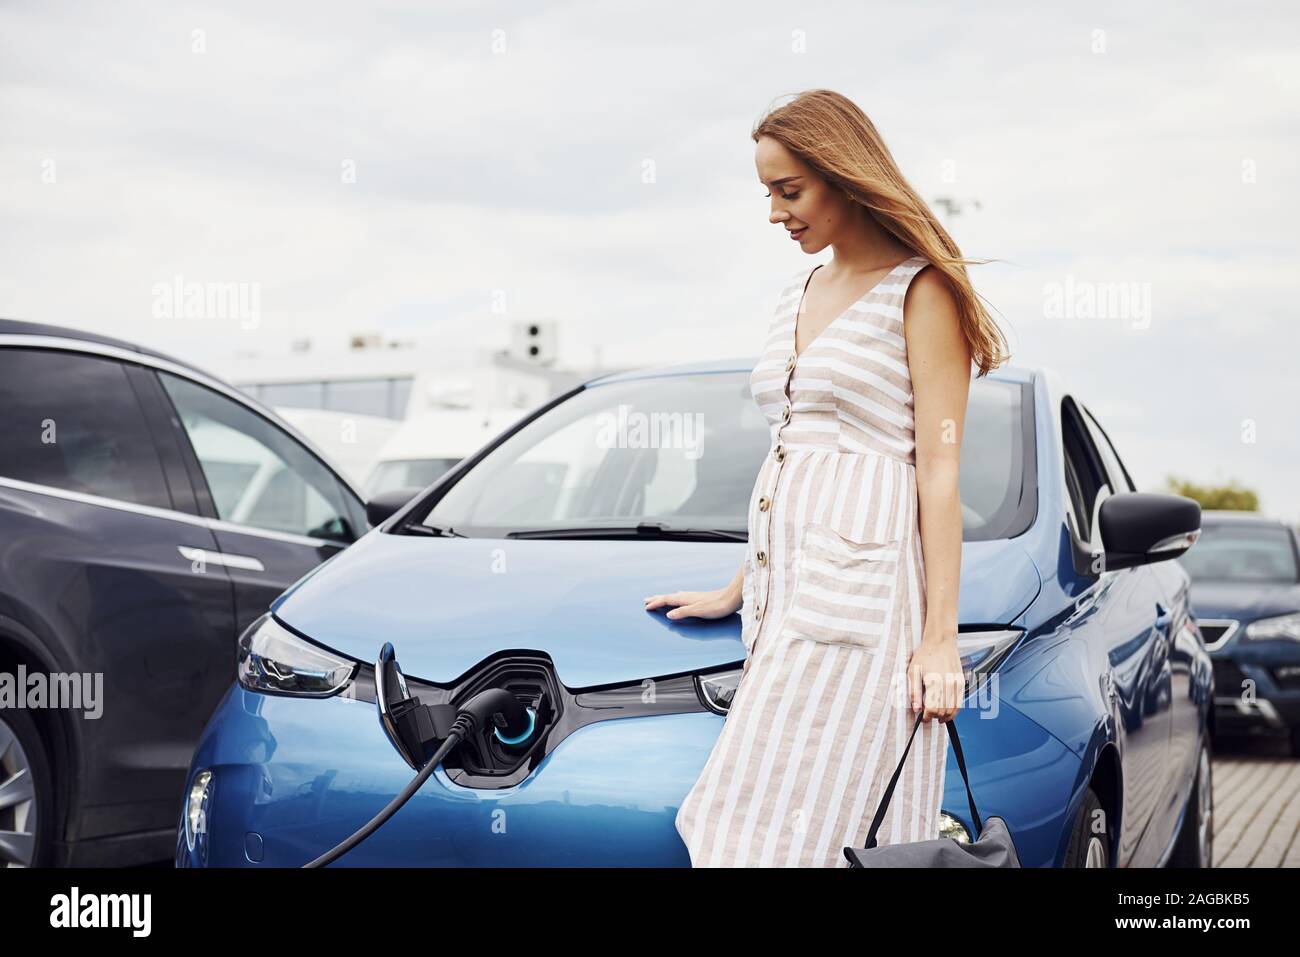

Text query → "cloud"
[1,0,1297,517]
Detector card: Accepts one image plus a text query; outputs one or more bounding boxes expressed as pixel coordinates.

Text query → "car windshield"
[415,371,1031,540]
[1177,522,1300,583]
[366,458,462,498]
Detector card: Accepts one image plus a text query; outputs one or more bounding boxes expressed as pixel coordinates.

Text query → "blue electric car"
[176,360,1213,868]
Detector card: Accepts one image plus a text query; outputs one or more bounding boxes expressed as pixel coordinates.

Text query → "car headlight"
[696,627,1024,715]
[1244,612,1300,643]
[237,614,357,697]
[957,627,1025,678]
[185,770,212,853]
[939,812,972,843]
[697,669,742,715]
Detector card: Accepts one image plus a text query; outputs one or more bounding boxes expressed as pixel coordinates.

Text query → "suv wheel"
[1169,736,1213,867]
[1064,786,1110,867]
[0,709,53,867]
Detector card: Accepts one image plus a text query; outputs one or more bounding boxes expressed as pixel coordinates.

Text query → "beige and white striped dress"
[674,254,948,867]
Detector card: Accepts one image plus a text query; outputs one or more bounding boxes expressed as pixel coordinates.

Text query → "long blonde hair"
[753,89,1009,376]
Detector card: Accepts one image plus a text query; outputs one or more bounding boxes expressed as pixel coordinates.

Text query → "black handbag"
[843,710,1021,867]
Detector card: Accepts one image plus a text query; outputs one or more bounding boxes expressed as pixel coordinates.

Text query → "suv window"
[0,348,171,508]
[1081,404,1136,493]
[1178,521,1300,583]
[1061,397,1111,551]
[159,372,356,542]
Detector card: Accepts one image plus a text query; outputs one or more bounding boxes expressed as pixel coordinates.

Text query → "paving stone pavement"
[1210,736,1300,867]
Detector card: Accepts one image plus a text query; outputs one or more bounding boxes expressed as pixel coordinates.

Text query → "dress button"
[772,444,785,462]
[757,550,767,565]
[755,603,763,621]
[785,354,796,373]
[781,404,792,424]
[758,496,770,512]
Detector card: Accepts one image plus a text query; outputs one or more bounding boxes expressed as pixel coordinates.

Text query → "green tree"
[1164,476,1258,511]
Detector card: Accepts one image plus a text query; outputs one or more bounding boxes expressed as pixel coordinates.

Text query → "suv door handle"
[178,545,265,572]
[1155,601,1172,631]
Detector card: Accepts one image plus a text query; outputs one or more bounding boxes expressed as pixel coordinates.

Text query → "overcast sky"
[2,1,1298,518]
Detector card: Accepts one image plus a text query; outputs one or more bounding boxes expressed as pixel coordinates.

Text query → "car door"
[1061,396,1173,866]
[152,370,369,634]
[0,345,237,847]
[1081,401,1192,855]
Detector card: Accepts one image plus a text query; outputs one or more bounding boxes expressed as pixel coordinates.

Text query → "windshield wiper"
[505,522,746,542]
[404,523,466,538]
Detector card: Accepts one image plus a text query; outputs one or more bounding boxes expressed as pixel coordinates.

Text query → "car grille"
[1271,665,1300,692]
[1212,658,1251,699]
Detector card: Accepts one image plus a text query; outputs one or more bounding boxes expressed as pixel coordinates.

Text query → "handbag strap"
[863,711,982,849]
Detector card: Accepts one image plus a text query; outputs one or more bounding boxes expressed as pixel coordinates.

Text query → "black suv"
[0,319,369,865]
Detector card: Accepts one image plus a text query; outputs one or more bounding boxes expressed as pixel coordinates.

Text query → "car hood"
[271,530,1043,686]
[1188,579,1300,622]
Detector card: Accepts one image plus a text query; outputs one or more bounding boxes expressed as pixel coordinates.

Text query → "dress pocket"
[784,523,902,652]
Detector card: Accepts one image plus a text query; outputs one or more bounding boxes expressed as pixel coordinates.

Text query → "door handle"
[1153,601,1173,658]
[1154,601,1172,631]
[178,545,265,572]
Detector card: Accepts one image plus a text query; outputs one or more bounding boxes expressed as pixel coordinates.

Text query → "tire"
[1289,726,1300,759]
[1168,736,1213,867]
[0,708,54,867]
[1063,786,1110,867]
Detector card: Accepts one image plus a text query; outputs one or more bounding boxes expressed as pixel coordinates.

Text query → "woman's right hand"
[644,585,741,621]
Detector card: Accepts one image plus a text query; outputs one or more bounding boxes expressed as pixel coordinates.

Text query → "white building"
[204,318,617,493]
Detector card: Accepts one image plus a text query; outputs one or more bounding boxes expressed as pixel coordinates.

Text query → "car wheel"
[1063,786,1110,867]
[1168,736,1213,867]
[0,709,53,867]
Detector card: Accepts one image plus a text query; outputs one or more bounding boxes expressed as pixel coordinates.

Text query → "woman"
[646,89,1009,867]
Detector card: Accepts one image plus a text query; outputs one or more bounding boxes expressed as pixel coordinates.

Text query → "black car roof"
[0,317,213,379]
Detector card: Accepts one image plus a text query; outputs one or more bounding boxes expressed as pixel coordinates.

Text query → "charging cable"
[303,687,528,868]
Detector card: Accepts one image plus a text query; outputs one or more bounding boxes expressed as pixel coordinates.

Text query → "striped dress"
[674,254,948,867]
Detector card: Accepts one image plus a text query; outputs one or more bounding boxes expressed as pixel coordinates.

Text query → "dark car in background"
[1178,510,1300,755]
[0,319,370,866]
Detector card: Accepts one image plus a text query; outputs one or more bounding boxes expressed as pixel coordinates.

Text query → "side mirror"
[365,487,423,526]
[1098,492,1201,571]
[307,516,356,545]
